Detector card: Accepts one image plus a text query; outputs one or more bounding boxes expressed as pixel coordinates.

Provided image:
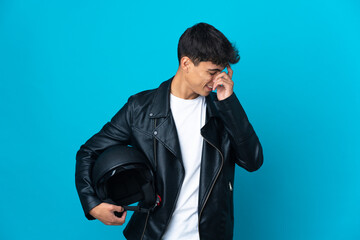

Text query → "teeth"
[207,85,213,88]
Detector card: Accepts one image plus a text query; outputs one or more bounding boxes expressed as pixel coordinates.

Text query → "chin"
[201,91,211,96]
[202,89,212,96]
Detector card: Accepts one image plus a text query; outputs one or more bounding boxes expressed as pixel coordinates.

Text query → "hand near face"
[212,65,234,101]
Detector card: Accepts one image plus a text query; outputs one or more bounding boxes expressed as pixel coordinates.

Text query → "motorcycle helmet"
[92,144,160,214]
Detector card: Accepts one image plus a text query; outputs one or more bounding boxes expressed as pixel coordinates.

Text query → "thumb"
[113,205,124,212]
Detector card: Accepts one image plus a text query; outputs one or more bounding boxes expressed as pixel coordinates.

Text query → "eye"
[209,72,217,76]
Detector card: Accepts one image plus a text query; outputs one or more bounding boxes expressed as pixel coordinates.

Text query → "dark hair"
[177,22,240,67]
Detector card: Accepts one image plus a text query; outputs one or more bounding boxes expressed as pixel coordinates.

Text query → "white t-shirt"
[162,93,206,240]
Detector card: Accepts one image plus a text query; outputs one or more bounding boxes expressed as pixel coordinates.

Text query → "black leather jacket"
[75,77,263,240]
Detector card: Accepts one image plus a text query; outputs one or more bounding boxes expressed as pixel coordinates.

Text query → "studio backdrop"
[0,0,359,239]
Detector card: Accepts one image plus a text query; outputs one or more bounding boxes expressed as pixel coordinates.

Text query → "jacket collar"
[149,76,220,119]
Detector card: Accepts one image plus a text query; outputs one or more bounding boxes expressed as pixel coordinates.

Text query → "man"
[75,22,263,240]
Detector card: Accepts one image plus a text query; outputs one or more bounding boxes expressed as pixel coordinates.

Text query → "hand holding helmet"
[89,202,127,225]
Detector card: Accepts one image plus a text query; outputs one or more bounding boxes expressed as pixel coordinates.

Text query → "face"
[184,59,225,97]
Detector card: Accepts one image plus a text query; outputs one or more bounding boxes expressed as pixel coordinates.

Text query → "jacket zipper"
[153,119,157,170]
[198,136,224,235]
[140,119,158,240]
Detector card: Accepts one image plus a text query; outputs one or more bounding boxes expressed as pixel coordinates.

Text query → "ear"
[180,56,193,73]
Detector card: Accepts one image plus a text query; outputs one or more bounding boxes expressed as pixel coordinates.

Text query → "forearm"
[214,92,263,171]
[75,100,133,219]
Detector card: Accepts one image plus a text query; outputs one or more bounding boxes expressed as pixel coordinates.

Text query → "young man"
[75,22,263,240]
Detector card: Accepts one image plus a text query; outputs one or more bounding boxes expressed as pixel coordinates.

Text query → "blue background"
[1,0,359,239]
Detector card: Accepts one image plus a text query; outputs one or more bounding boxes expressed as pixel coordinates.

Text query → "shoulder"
[127,86,158,108]
[128,78,171,105]
[126,81,164,114]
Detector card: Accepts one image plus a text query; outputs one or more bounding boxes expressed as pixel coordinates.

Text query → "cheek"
[199,72,212,82]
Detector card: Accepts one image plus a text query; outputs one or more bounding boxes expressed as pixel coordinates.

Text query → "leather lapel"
[149,77,182,162]
[154,112,182,162]
[201,92,222,150]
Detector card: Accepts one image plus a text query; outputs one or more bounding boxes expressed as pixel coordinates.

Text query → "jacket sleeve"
[213,92,263,172]
[75,97,133,220]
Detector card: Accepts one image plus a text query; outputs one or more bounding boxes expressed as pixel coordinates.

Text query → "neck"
[171,68,199,100]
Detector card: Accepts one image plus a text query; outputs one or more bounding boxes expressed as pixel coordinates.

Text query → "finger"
[213,75,232,85]
[119,210,127,223]
[108,204,123,212]
[112,210,127,225]
[215,72,231,83]
[111,205,124,219]
[212,78,227,91]
[213,77,233,91]
[227,65,233,79]
[113,205,124,212]
[106,211,125,225]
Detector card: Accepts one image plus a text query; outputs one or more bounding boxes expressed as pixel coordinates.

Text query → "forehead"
[198,61,225,71]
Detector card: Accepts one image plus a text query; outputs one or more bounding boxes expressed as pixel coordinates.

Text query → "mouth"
[206,84,213,91]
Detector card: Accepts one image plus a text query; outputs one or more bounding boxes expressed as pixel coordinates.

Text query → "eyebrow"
[208,68,222,72]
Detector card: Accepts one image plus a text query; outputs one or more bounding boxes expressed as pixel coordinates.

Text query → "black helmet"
[92,145,160,214]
